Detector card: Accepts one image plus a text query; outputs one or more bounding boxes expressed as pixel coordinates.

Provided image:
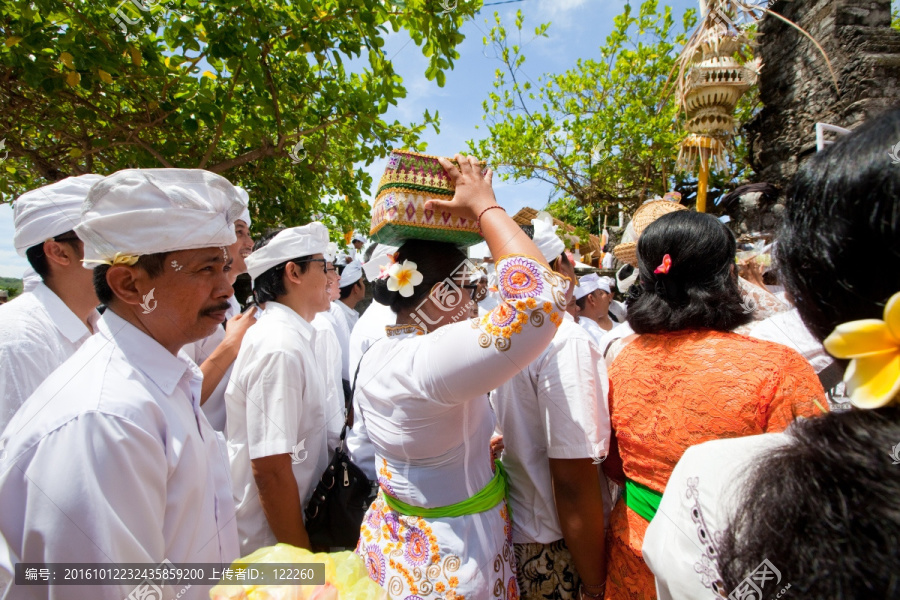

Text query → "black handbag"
[304,352,376,549]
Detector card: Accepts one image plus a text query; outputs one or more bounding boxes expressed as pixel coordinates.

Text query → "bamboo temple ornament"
[675,1,760,212]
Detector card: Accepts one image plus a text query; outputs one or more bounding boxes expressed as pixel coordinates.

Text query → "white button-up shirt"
[225,302,342,556]
[491,312,612,544]
[0,310,239,600]
[579,315,609,346]
[0,283,100,431]
[182,295,241,432]
[321,300,357,381]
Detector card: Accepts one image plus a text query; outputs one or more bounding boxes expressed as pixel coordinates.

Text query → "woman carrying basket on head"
[355,153,570,599]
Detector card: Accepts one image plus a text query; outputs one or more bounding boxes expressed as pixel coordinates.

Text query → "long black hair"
[777,107,900,342]
[626,211,751,334]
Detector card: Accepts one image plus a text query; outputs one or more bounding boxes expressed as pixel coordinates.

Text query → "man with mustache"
[182,186,257,432]
[225,223,342,555]
[0,169,245,600]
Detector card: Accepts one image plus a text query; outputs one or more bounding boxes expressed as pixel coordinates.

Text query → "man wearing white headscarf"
[344,244,397,481]
[310,247,345,459]
[322,260,365,388]
[574,273,615,345]
[491,212,611,600]
[181,186,257,432]
[226,223,343,555]
[0,175,104,432]
[346,232,366,263]
[0,169,244,600]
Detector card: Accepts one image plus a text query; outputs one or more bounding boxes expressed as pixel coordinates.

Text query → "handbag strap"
[340,339,382,442]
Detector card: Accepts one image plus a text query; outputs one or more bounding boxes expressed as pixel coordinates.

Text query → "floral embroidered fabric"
[354,254,563,599]
[476,257,566,352]
[359,493,518,600]
[603,330,826,599]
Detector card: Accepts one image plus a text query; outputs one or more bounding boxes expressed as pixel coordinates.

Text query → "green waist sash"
[381,460,509,519]
[623,478,663,522]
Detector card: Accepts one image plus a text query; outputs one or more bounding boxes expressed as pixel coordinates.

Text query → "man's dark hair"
[339,277,363,300]
[626,211,751,334]
[372,239,467,315]
[777,107,900,342]
[718,406,900,598]
[575,292,591,311]
[92,252,170,306]
[25,231,82,279]
[252,229,310,304]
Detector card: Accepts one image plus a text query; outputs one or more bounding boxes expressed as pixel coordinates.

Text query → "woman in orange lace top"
[602,212,826,600]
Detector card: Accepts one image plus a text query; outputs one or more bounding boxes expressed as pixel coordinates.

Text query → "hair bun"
[372,277,400,307]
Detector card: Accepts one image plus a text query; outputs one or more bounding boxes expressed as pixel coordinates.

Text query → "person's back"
[611,329,824,482]
[0,286,95,430]
[603,211,826,600]
[355,154,567,600]
[493,314,610,599]
[644,108,900,600]
[717,407,900,599]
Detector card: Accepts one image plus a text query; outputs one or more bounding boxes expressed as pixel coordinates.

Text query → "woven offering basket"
[613,199,687,267]
[369,150,484,247]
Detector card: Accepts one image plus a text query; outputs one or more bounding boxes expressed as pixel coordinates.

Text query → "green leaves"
[468,1,721,226]
[0,0,474,237]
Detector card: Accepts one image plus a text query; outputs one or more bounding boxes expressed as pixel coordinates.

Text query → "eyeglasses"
[292,258,329,274]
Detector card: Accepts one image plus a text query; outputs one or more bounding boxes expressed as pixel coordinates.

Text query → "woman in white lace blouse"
[354,154,570,599]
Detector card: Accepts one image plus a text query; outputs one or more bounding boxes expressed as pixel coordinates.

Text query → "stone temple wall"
[744,0,900,189]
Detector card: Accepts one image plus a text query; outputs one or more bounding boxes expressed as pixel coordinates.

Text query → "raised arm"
[405,155,569,403]
[431,154,549,269]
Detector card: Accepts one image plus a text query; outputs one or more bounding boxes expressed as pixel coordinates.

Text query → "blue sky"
[0,0,697,277]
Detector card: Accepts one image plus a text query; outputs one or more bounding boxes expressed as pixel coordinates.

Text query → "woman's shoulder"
[615,329,811,372]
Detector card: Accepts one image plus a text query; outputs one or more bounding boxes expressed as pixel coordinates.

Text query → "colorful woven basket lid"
[369,149,484,247]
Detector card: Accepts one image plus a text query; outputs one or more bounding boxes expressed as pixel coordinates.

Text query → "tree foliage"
[468,1,697,231]
[0,0,478,236]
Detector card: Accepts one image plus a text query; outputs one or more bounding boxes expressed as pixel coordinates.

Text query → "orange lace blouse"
[603,329,826,599]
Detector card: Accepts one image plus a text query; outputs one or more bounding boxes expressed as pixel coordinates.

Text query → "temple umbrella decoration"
[675,2,761,213]
[674,0,837,213]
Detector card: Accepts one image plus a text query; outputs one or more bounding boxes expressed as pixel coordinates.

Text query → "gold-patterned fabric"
[514,539,581,600]
[370,150,483,246]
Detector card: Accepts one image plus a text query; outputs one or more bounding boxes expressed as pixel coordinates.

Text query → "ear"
[284,261,304,286]
[43,240,79,268]
[105,265,148,307]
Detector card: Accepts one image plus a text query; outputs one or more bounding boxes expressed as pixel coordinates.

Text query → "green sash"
[381,460,509,519]
[623,478,663,522]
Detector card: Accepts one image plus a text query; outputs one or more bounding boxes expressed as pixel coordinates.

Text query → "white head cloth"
[235,186,251,227]
[574,273,611,300]
[351,233,366,244]
[339,260,363,288]
[76,169,245,268]
[362,243,400,282]
[616,264,639,293]
[245,222,330,282]
[531,211,566,262]
[13,174,105,256]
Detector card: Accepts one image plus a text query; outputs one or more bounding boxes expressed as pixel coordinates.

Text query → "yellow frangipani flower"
[823,291,900,408]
